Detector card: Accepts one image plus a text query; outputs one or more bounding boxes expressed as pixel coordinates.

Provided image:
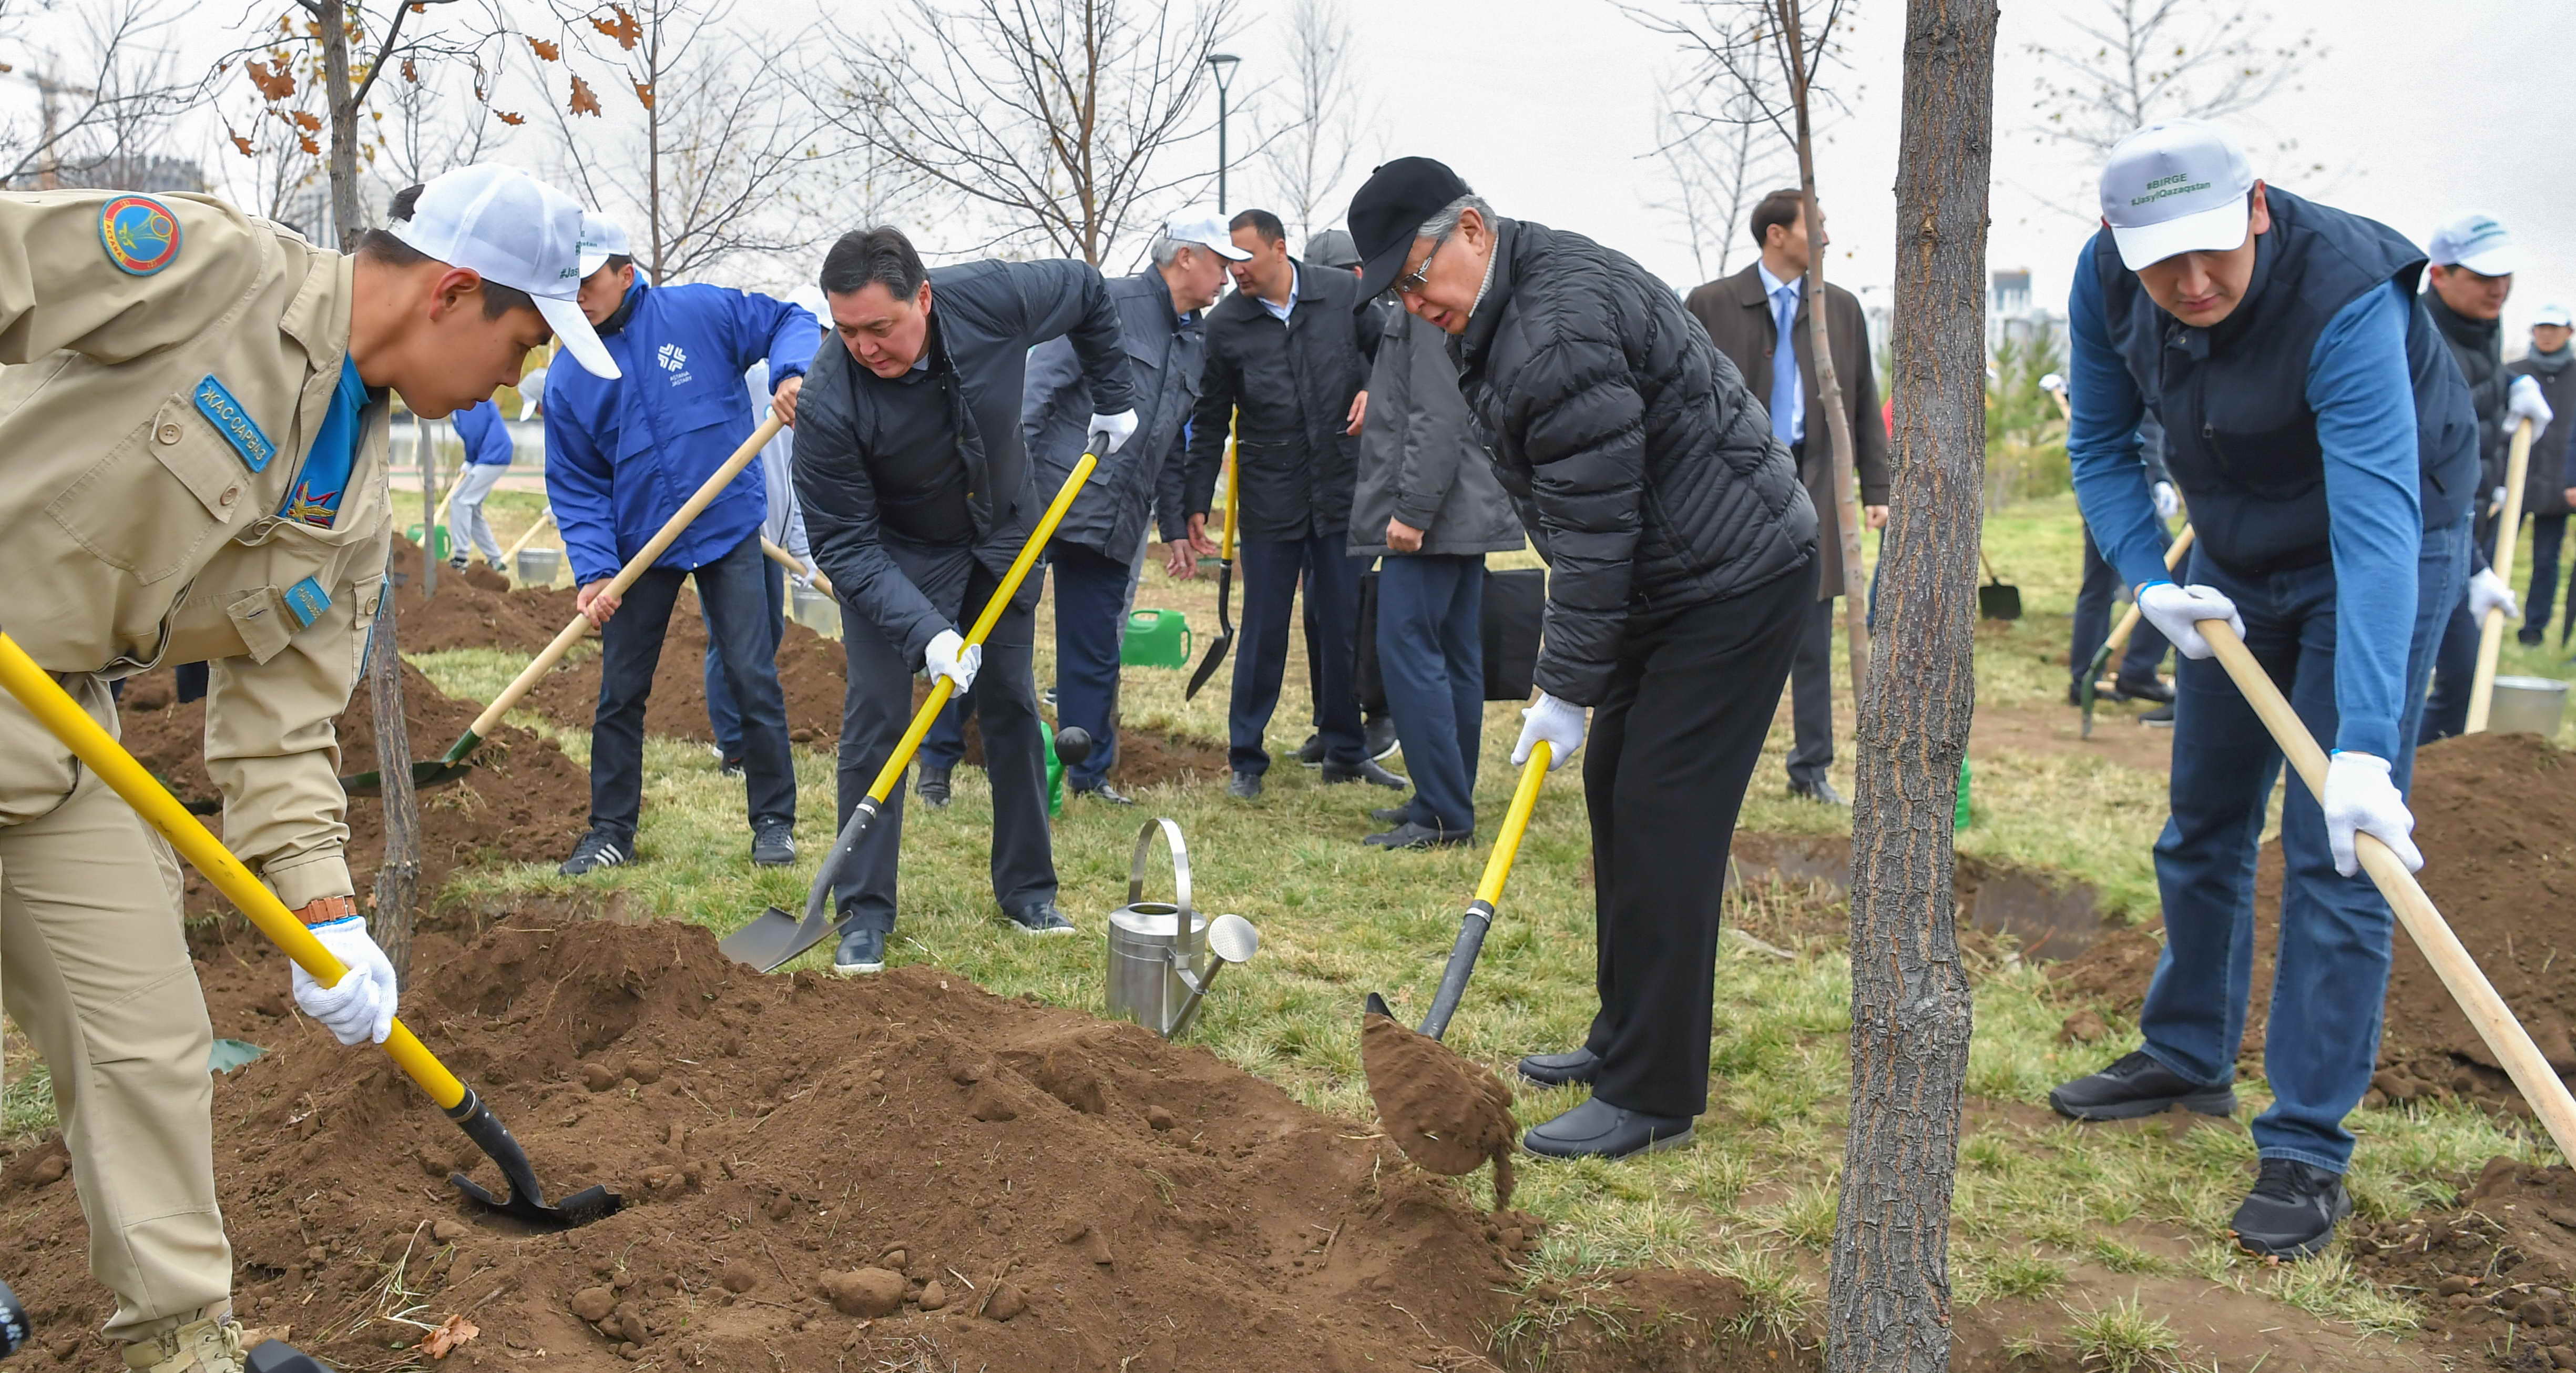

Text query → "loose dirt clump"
[2051,733,2576,1114]
[1362,1008,1519,1208]
[0,917,1547,1372]
[116,657,589,914]
[2350,1157,2576,1369]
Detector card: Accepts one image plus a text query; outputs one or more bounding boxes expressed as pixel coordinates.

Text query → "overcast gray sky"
[8,0,2573,337]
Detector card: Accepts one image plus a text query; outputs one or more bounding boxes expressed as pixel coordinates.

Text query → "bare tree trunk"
[1826,1,1995,1368]
[420,414,438,600]
[1775,0,1870,701]
[318,0,362,251]
[366,580,421,982]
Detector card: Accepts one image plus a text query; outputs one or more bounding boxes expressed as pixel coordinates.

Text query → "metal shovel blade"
[1183,561,1234,701]
[444,1087,621,1231]
[341,757,476,797]
[717,901,833,974]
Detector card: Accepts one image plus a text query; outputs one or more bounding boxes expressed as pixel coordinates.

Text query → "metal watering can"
[1106,818,1259,1039]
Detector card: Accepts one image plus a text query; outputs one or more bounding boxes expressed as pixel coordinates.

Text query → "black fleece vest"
[2091,187,2478,575]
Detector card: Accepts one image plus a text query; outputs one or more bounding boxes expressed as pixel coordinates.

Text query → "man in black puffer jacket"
[1347,157,1817,1161]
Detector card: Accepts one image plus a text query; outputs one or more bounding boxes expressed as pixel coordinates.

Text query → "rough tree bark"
[1826,0,1995,1368]
[1774,0,1870,700]
[366,581,421,982]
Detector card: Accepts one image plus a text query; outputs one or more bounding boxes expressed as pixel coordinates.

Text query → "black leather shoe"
[1365,716,1401,761]
[1322,758,1408,789]
[2113,677,2175,704]
[2048,1049,2236,1121]
[1371,804,1416,825]
[1071,782,1136,806]
[1228,770,1263,800]
[831,925,885,975]
[916,765,951,809]
[2230,1158,2352,1260]
[1517,1047,1601,1087]
[718,756,745,779]
[751,823,795,867]
[2519,626,2546,647]
[1522,1097,1694,1161]
[1788,777,1849,807]
[1294,733,1325,766]
[2141,703,2176,727]
[1363,820,1466,850]
[1005,901,1076,935]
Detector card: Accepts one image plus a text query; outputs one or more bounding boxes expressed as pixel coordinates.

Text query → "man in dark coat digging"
[794,226,1137,974]
[1346,157,1816,1162]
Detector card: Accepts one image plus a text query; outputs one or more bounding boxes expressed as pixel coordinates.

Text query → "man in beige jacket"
[0,162,614,1372]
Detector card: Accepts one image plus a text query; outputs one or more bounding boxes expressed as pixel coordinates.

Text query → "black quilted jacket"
[1452,217,1816,705]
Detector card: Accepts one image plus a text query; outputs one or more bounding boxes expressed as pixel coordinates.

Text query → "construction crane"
[5,62,100,190]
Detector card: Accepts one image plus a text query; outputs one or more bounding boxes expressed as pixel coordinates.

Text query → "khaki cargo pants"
[0,674,228,1342]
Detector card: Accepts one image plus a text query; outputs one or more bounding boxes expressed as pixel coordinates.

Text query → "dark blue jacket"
[1024,267,1204,559]
[795,258,1134,660]
[544,279,820,584]
[453,399,513,466]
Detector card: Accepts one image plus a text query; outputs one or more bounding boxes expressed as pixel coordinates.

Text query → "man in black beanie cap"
[1347,157,1817,1160]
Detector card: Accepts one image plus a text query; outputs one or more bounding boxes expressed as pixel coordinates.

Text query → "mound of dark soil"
[391,535,585,655]
[116,657,589,914]
[2351,1157,2576,1369]
[0,917,1552,1372]
[2051,733,2576,1114]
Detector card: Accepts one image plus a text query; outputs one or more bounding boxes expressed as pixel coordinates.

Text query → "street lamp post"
[1208,52,1240,212]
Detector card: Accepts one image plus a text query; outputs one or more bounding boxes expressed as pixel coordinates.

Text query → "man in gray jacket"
[1350,305,1523,848]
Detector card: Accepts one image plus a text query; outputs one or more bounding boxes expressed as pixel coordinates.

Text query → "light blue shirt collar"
[1756,259,1802,302]
[1259,263,1299,323]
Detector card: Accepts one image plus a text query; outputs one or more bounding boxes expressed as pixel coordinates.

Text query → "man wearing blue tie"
[1685,189,1889,805]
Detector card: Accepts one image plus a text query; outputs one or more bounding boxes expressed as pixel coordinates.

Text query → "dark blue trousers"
[590,532,795,842]
[2072,521,2174,690]
[2527,513,2568,642]
[1232,535,1364,774]
[703,557,786,762]
[1376,554,1485,834]
[2419,598,2478,743]
[2142,520,2463,1172]
[916,539,1133,789]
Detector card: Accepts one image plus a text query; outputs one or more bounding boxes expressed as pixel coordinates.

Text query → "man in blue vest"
[446,396,514,569]
[2046,120,2477,1260]
[545,214,820,875]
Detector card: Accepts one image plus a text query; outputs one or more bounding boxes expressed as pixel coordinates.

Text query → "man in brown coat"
[1684,189,1888,804]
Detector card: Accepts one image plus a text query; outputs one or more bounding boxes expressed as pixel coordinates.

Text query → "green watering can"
[1121,609,1192,668]
[404,523,452,560]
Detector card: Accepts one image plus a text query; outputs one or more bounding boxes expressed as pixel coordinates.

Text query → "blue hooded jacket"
[544,279,821,584]
[452,399,513,466]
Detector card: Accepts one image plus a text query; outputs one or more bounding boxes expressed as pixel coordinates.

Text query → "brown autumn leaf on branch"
[498,110,526,125]
[297,134,319,155]
[528,37,560,61]
[590,4,640,50]
[246,58,296,101]
[228,130,255,157]
[291,109,322,132]
[419,1314,479,1359]
[401,58,418,82]
[568,74,601,116]
[632,79,652,109]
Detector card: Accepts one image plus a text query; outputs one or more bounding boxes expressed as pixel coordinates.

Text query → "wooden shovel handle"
[467,416,784,738]
[761,536,833,598]
[500,506,555,564]
[2201,615,2576,1163]
[2098,525,2197,672]
[2467,418,2536,734]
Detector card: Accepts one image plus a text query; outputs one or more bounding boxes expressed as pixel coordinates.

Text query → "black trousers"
[2071,521,2172,688]
[1783,598,1835,787]
[834,543,1053,931]
[1581,560,1814,1118]
[2527,513,2568,642]
[590,532,796,842]
[1231,535,1364,773]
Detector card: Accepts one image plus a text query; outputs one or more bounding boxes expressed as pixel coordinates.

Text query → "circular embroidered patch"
[99,195,181,276]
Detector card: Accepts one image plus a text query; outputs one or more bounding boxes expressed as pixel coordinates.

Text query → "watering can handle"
[1127,817,1195,968]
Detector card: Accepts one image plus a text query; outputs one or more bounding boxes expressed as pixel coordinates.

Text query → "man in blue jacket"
[544,215,820,874]
[2046,120,2476,1260]
[794,226,1137,974]
[446,396,514,570]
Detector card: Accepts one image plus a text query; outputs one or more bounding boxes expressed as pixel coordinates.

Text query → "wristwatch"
[294,895,359,925]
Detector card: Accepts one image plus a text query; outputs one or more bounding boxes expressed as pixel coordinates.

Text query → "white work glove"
[2152,480,2181,522]
[2469,565,2521,622]
[1087,409,1139,455]
[2510,374,2554,433]
[794,557,819,590]
[2135,581,2244,661]
[1511,693,1587,771]
[923,628,980,695]
[2493,486,2510,516]
[291,916,400,1046]
[2038,372,2066,396]
[2321,750,2422,878]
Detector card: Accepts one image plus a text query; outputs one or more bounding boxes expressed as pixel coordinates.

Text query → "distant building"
[42,152,205,195]
[1987,267,2063,352]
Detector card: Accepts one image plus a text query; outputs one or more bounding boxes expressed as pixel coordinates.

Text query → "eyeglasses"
[1393,234,1449,297]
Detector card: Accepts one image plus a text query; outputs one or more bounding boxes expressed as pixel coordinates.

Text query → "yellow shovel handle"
[1473,742,1551,908]
[0,633,468,1111]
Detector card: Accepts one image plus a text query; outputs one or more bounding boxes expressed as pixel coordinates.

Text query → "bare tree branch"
[808,0,1238,266]
[1644,68,1781,284]
[2027,0,2321,160]
[1252,0,1365,244]
[1,0,208,188]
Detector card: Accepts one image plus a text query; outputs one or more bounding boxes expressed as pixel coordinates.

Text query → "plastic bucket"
[514,547,561,586]
[2490,676,2569,738]
[791,584,841,637]
[1121,608,1192,668]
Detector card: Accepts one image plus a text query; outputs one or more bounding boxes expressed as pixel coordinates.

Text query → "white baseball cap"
[1161,207,1253,261]
[2098,118,2256,271]
[2429,211,2522,278]
[387,164,618,379]
[2535,303,2574,329]
[577,212,631,276]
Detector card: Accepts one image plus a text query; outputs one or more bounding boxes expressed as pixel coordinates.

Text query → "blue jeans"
[1376,554,1485,834]
[703,557,786,762]
[1231,535,1365,774]
[2140,520,2465,1173]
